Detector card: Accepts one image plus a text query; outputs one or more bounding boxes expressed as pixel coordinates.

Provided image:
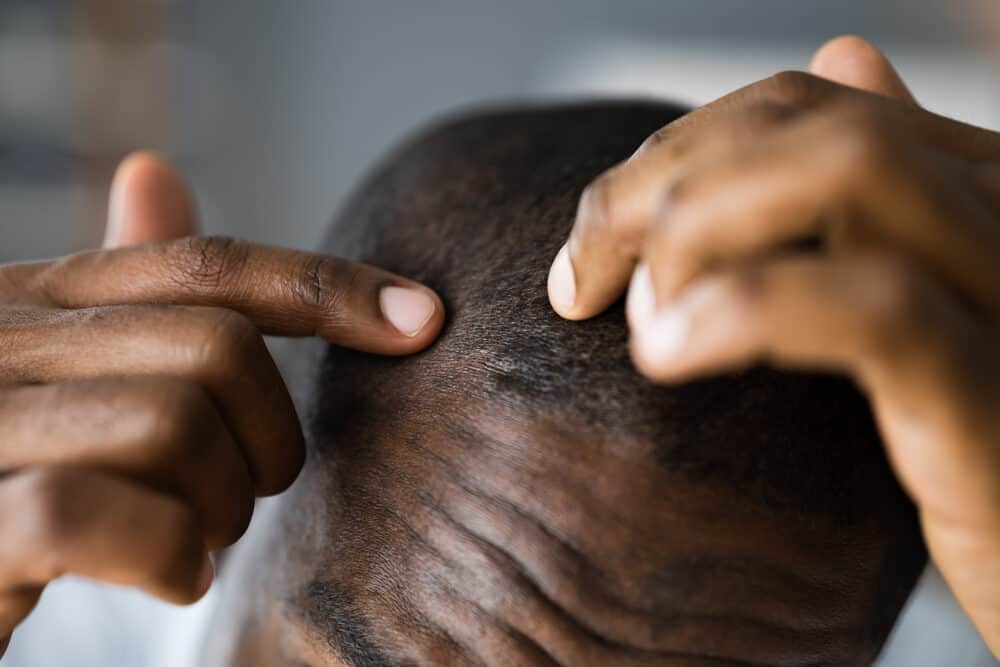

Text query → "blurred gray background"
[2,1,998,260]
[1,1,999,665]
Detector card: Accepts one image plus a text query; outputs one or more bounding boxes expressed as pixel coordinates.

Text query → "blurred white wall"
[533,38,999,129]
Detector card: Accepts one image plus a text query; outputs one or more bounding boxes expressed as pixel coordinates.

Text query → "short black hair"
[305,101,926,666]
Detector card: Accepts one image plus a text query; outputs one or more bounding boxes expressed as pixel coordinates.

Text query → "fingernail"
[635,309,690,366]
[380,286,437,337]
[626,263,655,328]
[548,244,576,310]
[196,554,215,596]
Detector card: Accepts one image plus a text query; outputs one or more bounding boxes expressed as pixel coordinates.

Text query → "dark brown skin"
[204,413,897,667]
[0,154,445,655]
[78,37,981,667]
[3,34,996,665]
[548,36,1000,655]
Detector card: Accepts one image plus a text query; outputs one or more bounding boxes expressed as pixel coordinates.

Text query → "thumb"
[809,35,918,105]
[104,152,199,249]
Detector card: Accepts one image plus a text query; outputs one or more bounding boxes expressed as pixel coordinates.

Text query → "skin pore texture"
[201,102,926,667]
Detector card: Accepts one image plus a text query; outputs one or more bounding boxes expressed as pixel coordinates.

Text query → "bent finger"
[0,468,212,604]
[1,306,303,496]
[644,106,1000,311]
[0,378,254,549]
[548,102,799,320]
[630,253,1000,518]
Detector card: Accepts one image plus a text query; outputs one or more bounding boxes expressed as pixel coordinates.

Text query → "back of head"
[294,102,925,666]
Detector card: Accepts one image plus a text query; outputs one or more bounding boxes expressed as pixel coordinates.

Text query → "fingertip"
[626,263,655,329]
[317,278,445,356]
[809,35,916,103]
[547,244,579,319]
[105,151,198,249]
[415,288,447,344]
[629,308,691,382]
[810,35,877,74]
[110,152,180,217]
[548,244,611,321]
[380,285,439,338]
[116,150,172,179]
[374,283,446,353]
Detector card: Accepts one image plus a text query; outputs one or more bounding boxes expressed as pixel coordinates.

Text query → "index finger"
[548,68,1000,321]
[12,236,445,355]
[547,75,825,321]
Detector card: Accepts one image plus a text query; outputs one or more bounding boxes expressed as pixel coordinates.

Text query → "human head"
[203,101,925,666]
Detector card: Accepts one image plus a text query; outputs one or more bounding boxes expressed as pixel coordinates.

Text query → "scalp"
[316,101,909,522]
[304,101,926,665]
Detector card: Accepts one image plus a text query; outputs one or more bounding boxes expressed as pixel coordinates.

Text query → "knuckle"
[577,172,619,239]
[130,381,213,465]
[741,101,799,129]
[860,258,926,348]
[635,127,671,155]
[27,257,74,304]
[764,70,829,108]
[576,168,652,253]
[656,185,700,248]
[171,236,249,294]
[290,255,352,313]
[832,109,897,178]
[662,177,692,210]
[722,267,768,309]
[188,308,262,374]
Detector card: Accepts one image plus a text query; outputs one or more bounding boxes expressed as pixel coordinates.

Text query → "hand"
[548,36,1000,654]
[0,153,444,654]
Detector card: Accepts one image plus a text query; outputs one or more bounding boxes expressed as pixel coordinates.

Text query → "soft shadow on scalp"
[299,101,926,666]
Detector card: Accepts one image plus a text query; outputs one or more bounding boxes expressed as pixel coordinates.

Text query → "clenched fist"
[0,154,444,655]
